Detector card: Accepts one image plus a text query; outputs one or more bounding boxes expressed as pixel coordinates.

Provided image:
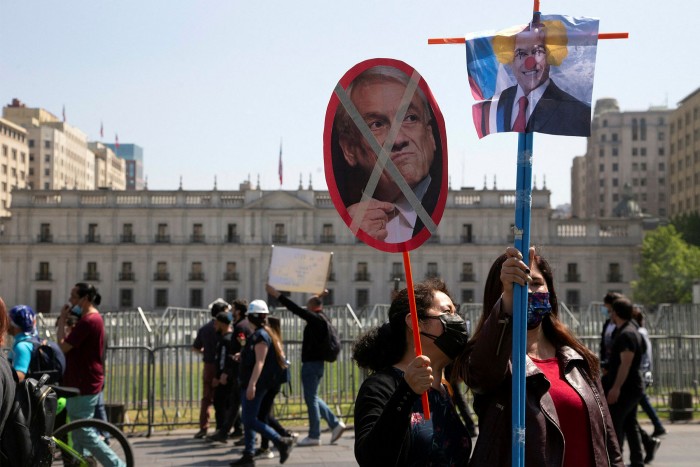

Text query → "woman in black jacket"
[352,279,471,467]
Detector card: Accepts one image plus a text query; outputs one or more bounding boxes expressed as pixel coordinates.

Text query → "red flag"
[278,140,283,186]
[115,133,120,150]
[100,121,104,139]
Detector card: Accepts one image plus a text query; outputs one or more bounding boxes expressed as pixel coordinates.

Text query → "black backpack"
[0,373,57,467]
[27,337,66,385]
[320,314,341,363]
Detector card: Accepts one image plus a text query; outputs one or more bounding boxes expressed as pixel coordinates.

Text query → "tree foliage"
[672,212,700,247]
[632,225,700,305]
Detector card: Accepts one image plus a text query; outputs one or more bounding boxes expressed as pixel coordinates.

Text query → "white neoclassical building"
[0,183,648,313]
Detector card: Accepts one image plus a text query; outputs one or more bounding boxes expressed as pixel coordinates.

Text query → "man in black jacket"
[265,284,345,446]
[206,311,237,444]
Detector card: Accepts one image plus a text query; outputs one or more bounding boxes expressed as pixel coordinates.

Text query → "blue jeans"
[240,387,282,455]
[640,392,665,432]
[301,361,339,439]
[66,394,125,467]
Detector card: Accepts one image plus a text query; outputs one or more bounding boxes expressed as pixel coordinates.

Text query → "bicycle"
[51,386,134,467]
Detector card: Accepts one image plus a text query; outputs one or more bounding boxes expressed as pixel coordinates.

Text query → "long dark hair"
[74,282,102,306]
[352,278,451,372]
[457,250,599,380]
[250,314,287,369]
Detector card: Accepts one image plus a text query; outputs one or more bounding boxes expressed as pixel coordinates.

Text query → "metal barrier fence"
[32,303,700,435]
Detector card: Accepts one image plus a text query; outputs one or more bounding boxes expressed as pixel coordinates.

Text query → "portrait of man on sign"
[467,15,599,138]
[324,59,448,253]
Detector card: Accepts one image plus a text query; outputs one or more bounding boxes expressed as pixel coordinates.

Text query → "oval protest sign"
[323,58,448,253]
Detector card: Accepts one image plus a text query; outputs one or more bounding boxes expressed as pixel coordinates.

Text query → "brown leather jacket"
[465,300,623,467]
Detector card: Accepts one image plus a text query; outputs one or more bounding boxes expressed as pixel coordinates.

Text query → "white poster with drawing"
[268,246,332,294]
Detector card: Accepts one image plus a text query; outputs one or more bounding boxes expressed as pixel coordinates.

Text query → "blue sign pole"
[511,131,533,467]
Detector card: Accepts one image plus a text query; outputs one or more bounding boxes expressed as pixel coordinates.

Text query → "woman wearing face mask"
[352,278,471,467]
[458,247,623,467]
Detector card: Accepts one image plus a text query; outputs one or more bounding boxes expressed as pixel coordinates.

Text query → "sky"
[2,0,698,208]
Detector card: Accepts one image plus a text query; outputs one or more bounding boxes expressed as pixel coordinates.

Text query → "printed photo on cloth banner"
[323,58,448,253]
[267,246,332,294]
[466,15,599,138]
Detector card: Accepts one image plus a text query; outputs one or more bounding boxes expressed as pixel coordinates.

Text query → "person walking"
[192,298,229,439]
[230,300,294,467]
[206,311,237,444]
[265,284,345,446]
[603,297,647,467]
[56,283,125,467]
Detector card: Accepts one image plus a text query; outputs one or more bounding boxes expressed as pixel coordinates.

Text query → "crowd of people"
[0,247,670,466]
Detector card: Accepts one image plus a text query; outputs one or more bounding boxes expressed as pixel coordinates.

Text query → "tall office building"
[571,98,671,218]
[669,87,700,216]
[0,117,29,217]
[3,99,96,190]
[106,143,144,190]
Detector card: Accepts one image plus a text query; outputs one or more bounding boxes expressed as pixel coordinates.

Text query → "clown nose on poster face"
[525,56,536,70]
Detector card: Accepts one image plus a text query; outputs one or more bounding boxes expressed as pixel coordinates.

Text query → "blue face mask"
[527,292,552,330]
[71,304,82,317]
[600,305,609,315]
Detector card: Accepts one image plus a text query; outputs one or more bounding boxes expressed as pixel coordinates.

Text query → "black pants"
[213,382,235,434]
[609,393,644,467]
[227,378,243,433]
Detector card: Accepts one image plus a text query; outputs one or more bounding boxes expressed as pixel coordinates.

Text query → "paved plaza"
[129,419,700,466]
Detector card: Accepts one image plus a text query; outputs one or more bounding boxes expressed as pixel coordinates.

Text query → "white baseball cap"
[248,299,269,315]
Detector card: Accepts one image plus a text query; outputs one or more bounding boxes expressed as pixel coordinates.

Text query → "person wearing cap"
[265,284,346,447]
[192,298,230,439]
[230,299,294,466]
[206,311,237,443]
[6,304,37,382]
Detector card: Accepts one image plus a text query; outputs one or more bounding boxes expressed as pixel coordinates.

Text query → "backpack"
[320,314,341,363]
[0,373,57,467]
[27,337,66,385]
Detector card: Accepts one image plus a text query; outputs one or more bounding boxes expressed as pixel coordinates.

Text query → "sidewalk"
[129,419,699,466]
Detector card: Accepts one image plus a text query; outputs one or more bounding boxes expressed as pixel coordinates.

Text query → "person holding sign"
[331,65,444,245]
[352,279,470,466]
[265,284,346,447]
[459,247,622,466]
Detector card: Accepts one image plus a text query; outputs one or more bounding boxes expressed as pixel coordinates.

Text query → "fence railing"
[32,302,700,435]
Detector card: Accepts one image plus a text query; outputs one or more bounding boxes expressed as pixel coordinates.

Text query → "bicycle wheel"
[53,419,134,467]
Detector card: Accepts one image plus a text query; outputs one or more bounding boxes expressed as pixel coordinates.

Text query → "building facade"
[89,142,126,190]
[0,118,29,218]
[669,87,700,216]
[105,143,144,190]
[571,98,671,219]
[0,185,645,314]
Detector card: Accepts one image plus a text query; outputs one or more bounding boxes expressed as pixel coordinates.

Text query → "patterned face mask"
[527,292,552,330]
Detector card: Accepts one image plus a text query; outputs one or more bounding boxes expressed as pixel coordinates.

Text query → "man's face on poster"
[340,78,436,203]
[512,30,550,95]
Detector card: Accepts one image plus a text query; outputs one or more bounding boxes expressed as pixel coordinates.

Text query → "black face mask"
[420,313,469,360]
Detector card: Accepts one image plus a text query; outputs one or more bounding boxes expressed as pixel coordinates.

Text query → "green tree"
[632,225,700,305]
[672,212,700,247]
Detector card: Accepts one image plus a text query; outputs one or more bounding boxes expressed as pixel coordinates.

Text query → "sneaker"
[254,448,274,459]
[206,431,228,444]
[230,428,244,439]
[644,437,661,464]
[652,427,667,438]
[330,421,346,444]
[230,452,255,466]
[276,437,294,464]
[193,428,207,439]
[296,436,321,447]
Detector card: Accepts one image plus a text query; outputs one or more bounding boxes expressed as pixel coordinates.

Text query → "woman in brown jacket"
[458,247,623,467]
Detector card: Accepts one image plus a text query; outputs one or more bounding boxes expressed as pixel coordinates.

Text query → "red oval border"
[323,58,448,253]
